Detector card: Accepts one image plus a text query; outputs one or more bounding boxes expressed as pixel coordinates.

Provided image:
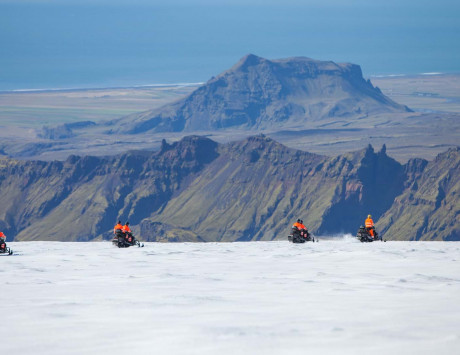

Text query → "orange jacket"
[122,224,131,233]
[365,218,374,228]
[114,223,123,233]
[292,222,302,229]
[0,231,5,241]
[299,223,307,230]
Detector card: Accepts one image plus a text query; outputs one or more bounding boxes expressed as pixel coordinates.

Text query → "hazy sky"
[1,0,459,89]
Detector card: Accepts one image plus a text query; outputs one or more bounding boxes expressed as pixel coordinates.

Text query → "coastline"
[2,72,460,94]
[0,82,204,95]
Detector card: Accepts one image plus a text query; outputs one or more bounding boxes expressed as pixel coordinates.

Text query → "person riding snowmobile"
[292,219,309,240]
[114,221,123,234]
[122,221,131,234]
[122,222,134,244]
[0,231,11,254]
[112,221,144,248]
[292,219,303,238]
[113,220,125,245]
[365,214,375,238]
[289,219,313,242]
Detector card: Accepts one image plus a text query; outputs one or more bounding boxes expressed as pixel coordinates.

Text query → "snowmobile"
[0,240,13,255]
[356,226,384,242]
[288,228,315,243]
[112,230,144,248]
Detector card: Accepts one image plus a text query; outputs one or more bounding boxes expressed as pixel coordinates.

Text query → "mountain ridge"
[0,135,458,242]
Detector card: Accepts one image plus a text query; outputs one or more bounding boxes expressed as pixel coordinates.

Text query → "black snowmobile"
[356,226,384,242]
[112,230,144,248]
[288,227,315,243]
[0,239,13,255]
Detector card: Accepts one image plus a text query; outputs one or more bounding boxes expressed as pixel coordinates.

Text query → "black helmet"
[297,219,301,223]
[126,221,129,225]
[118,220,121,224]
[300,220,303,224]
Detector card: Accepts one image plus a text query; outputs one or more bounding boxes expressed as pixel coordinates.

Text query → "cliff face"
[0,136,219,241]
[118,54,410,134]
[140,137,409,241]
[0,136,458,242]
[316,144,406,234]
[377,148,460,240]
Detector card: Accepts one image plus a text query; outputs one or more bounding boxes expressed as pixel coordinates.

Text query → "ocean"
[1,0,459,91]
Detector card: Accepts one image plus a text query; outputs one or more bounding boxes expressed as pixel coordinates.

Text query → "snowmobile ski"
[0,248,13,256]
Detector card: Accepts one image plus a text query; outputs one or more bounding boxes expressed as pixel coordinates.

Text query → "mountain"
[117,54,410,134]
[377,148,460,240]
[0,136,219,241]
[0,136,458,242]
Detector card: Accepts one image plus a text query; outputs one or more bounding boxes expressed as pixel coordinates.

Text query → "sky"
[0,0,459,89]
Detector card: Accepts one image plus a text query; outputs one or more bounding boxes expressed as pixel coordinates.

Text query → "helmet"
[117,220,121,224]
[300,220,303,224]
[368,214,372,218]
[126,221,130,225]
[297,219,301,223]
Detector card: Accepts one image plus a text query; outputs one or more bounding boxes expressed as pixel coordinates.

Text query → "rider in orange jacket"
[292,219,302,230]
[365,214,375,237]
[122,222,131,234]
[292,219,308,239]
[122,222,133,243]
[114,221,123,234]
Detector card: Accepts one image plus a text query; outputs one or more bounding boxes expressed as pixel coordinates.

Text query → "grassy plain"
[0,85,198,128]
[370,74,460,113]
[0,75,458,162]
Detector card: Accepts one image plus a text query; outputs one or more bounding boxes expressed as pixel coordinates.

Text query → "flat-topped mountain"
[0,135,457,242]
[118,54,410,134]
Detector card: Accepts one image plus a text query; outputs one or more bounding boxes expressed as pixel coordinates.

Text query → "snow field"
[1,239,459,355]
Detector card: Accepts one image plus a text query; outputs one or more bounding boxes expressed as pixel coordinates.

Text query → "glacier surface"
[1,239,460,354]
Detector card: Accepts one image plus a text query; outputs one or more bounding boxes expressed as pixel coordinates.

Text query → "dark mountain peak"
[226,134,323,166]
[232,53,266,70]
[345,144,375,163]
[65,154,80,165]
[345,143,401,170]
[231,134,287,152]
[171,135,217,150]
[228,55,353,79]
[160,135,219,165]
[435,146,460,162]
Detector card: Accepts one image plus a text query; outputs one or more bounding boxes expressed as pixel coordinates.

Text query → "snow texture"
[1,239,460,355]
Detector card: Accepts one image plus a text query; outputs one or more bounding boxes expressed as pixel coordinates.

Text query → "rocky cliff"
[0,136,457,242]
[377,148,460,240]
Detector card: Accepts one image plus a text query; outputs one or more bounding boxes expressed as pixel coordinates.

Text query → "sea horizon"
[2,1,459,92]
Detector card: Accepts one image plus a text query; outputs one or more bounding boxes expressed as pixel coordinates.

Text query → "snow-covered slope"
[1,240,459,355]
